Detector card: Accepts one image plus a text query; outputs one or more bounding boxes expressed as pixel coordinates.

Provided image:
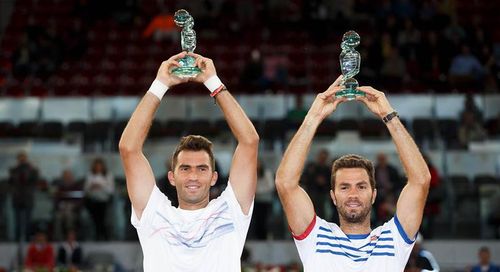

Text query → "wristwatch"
[382,111,399,123]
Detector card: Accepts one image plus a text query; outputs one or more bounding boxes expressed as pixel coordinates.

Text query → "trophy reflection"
[336,31,365,100]
[172,9,202,78]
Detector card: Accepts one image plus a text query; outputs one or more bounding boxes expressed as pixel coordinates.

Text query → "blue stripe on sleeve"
[394,215,416,245]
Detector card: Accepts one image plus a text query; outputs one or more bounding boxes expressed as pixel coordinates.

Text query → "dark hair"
[91,158,107,175]
[171,135,215,170]
[331,154,375,191]
[479,246,490,253]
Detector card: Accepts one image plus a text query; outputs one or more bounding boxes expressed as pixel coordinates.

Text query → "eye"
[180,166,189,171]
[198,166,209,172]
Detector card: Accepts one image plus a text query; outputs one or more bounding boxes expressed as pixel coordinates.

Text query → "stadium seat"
[186,119,215,137]
[360,119,388,139]
[412,118,435,146]
[438,119,459,149]
[39,121,63,139]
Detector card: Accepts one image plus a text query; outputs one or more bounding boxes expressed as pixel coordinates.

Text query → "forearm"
[276,114,322,189]
[386,117,430,185]
[119,93,160,153]
[215,89,259,145]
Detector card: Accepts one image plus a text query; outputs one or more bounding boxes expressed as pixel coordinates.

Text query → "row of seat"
[0,117,498,147]
[1,94,500,122]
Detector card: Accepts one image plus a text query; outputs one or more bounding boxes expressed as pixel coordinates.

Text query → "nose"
[347,187,359,197]
[188,169,198,180]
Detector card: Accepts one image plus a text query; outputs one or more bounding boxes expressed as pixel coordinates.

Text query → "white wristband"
[203,75,223,93]
[147,79,169,100]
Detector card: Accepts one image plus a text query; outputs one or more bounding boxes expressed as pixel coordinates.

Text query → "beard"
[337,200,372,224]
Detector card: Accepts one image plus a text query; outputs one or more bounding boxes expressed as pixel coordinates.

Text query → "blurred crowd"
[1,0,500,95]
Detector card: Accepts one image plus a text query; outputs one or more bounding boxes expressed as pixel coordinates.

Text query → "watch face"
[384,112,398,123]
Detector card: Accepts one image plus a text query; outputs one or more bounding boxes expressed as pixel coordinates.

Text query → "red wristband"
[210,85,225,97]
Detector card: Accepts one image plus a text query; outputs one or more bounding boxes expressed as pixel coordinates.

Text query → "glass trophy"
[335,30,365,100]
[172,9,202,78]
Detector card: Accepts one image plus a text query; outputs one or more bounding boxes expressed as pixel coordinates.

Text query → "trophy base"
[335,78,365,101]
[172,56,201,78]
[335,89,366,100]
[172,67,202,78]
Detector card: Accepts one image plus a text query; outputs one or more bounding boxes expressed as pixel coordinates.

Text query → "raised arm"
[356,86,431,239]
[189,53,259,215]
[119,52,188,219]
[276,78,344,236]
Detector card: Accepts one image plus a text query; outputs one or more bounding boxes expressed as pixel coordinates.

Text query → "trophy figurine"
[335,30,365,100]
[172,9,201,78]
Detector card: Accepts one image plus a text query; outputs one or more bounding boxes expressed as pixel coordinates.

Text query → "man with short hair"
[275,76,431,271]
[119,52,259,271]
[471,246,500,272]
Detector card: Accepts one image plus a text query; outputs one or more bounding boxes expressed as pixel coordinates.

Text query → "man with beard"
[275,76,430,271]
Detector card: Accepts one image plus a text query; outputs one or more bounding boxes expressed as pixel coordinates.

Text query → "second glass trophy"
[335,30,365,100]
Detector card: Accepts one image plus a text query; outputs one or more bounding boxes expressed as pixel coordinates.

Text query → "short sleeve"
[217,181,254,240]
[131,185,170,229]
[293,216,320,262]
[390,215,416,264]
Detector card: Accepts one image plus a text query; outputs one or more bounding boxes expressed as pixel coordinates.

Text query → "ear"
[371,188,377,204]
[167,171,176,186]
[210,171,218,186]
[330,189,337,206]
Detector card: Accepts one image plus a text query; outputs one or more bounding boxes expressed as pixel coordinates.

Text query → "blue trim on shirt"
[317,234,350,242]
[394,214,416,244]
[317,241,395,252]
[316,249,361,258]
[346,233,370,239]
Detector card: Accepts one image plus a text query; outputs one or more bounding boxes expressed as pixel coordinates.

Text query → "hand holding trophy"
[172,9,202,78]
[335,31,365,100]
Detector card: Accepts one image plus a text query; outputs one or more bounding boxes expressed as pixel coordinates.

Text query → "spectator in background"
[9,151,39,241]
[240,49,264,91]
[57,229,83,271]
[249,159,275,240]
[302,149,331,219]
[449,45,484,89]
[377,192,397,226]
[262,52,288,90]
[84,158,114,240]
[374,152,402,198]
[25,231,55,271]
[470,246,500,272]
[405,233,440,272]
[458,111,487,148]
[461,93,484,123]
[54,169,84,241]
[422,154,442,239]
[381,47,407,87]
[142,8,178,43]
[286,95,308,124]
[374,152,402,223]
[30,179,54,237]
